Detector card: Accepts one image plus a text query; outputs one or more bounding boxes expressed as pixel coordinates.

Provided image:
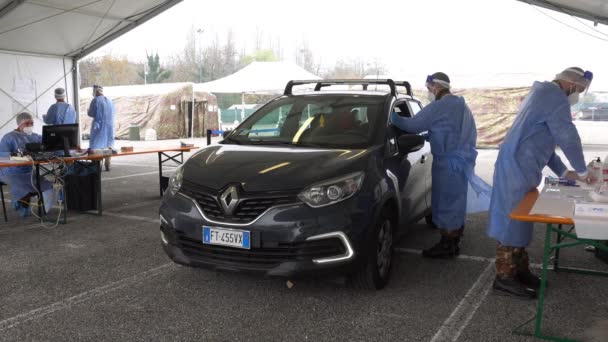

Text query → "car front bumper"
[159,191,373,277]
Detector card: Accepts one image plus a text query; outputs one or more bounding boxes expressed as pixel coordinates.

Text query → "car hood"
[183,144,376,192]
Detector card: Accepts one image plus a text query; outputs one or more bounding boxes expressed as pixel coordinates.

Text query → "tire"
[425,213,437,229]
[349,208,395,290]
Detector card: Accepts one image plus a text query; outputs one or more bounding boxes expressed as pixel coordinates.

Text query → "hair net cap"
[555,67,593,89]
[16,112,33,125]
[426,72,451,89]
[54,87,65,99]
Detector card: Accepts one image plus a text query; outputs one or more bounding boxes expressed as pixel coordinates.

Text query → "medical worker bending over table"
[0,112,53,218]
[488,67,597,299]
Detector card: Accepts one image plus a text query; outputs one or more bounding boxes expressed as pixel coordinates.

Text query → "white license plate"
[203,226,250,249]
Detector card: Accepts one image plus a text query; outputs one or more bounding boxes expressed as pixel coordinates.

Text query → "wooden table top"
[510,189,574,225]
[0,146,199,168]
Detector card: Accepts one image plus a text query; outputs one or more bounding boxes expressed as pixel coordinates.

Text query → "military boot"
[493,244,537,299]
[514,248,543,290]
[422,229,461,259]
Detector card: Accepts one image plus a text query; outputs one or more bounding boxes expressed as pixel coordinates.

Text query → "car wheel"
[349,208,395,290]
[425,213,437,229]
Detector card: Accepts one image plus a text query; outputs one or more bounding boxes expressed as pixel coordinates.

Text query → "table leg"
[35,164,44,220]
[535,224,552,338]
[554,224,562,271]
[96,160,102,216]
[158,152,163,197]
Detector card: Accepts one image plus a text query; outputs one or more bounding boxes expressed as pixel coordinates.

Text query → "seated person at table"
[0,112,53,217]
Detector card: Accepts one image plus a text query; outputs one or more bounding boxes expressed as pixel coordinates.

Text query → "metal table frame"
[13,147,196,224]
[157,151,185,197]
[514,223,608,342]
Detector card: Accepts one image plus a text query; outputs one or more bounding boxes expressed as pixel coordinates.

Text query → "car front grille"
[180,182,298,224]
[176,231,346,270]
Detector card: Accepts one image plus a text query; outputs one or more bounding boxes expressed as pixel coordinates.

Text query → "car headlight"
[298,172,365,208]
[168,165,184,196]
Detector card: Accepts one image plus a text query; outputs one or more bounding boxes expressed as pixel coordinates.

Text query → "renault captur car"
[160,79,432,289]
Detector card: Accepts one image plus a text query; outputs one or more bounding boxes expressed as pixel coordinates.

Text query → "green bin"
[129,125,140,141]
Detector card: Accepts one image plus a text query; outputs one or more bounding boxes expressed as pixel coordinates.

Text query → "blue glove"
[390,111,400,125]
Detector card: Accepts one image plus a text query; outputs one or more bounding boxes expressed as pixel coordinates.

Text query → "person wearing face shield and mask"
[0,112,53,217]
[391,72,478,259]
[488,67,597,299]
[88,85,115,171]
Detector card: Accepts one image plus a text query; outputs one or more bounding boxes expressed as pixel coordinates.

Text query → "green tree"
[239,49,278,67]
[79,55,143,87]
[139,52,172,84]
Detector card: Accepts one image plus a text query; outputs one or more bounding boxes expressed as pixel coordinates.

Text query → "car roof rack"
[284,79,412,97]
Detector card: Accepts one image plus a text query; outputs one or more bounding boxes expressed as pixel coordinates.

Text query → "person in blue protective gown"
[43,88,77,125]
[391,72,478,258]
[87,85,115,171]
[488,67,597,299]
[0,112,53,217]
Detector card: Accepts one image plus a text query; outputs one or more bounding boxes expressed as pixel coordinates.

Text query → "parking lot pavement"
[0,148,607,341]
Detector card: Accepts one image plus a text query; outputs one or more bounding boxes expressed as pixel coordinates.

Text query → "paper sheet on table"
[530,196,575,218]
[573,216,608,240]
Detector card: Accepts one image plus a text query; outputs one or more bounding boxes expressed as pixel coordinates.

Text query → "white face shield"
[556,68,594,98]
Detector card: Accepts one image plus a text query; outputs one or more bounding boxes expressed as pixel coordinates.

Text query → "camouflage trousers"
[495,244,530,278]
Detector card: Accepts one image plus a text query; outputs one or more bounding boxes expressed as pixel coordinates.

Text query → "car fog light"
[161,230,169,245]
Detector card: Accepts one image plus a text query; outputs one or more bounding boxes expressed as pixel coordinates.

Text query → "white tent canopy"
[0,0,181,137]
[517,0,608,26]
[194,61,322,95]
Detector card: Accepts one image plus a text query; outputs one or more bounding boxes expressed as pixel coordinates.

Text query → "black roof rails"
[284,79,410,96]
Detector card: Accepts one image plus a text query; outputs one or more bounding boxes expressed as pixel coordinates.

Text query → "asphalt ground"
[1,141,607,342]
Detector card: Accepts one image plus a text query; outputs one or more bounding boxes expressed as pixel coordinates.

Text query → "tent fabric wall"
[0,51,75,138]
[411,88,529,148]
[79,83,218,140]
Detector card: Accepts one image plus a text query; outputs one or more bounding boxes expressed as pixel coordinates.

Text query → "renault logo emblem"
[220,185,239,214]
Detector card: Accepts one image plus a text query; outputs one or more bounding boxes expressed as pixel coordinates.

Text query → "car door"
[406,99,432,214]
[386,100,427,224]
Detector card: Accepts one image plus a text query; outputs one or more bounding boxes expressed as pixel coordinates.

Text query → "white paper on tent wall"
[11,77,37,115]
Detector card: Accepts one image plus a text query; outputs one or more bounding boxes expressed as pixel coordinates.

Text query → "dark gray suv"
[160,79,432,289]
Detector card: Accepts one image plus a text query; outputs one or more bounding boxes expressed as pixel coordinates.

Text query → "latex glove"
[563,171,577,181]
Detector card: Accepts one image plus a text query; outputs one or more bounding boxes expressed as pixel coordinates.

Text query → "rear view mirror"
[398,134,424,153]
[222,130,232,138]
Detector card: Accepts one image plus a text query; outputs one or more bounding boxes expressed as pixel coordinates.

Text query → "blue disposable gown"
[88,96,115,149]
[44,102,77,125]
[391,95,478,230]
[488,81,587,247]
[0,131,52,200]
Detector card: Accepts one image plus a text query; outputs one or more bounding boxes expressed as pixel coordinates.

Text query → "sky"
[91,0,608,90]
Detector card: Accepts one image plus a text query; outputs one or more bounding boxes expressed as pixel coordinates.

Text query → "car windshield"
[226,95,385,149]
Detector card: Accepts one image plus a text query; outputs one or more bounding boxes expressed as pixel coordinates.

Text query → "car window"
[229,95,385,149]
[248,104,293,137]
[407,100,422,116]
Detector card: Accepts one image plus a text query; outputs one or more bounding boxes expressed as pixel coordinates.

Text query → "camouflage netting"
[79,83,219,140]
[412,87,530,148]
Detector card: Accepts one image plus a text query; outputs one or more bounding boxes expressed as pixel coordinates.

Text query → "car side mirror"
[222,130,232,138]
[397,134,424,153]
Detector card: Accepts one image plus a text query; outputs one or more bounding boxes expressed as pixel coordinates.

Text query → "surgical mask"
[568,92,580,106]
[22,127,33,135]
[427,91,436,102]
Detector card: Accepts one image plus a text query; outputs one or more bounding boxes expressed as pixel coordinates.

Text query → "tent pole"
[191,83,195,138]
[241,92,245,122]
